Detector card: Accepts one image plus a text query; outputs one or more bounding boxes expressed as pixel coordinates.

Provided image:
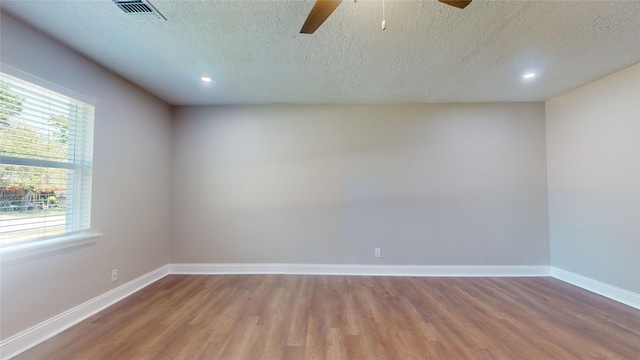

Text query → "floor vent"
[113,0,166,20]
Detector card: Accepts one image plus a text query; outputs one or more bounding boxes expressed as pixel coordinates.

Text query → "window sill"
[0,232,102,261]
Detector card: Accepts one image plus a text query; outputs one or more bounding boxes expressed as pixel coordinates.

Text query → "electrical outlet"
[374,248,381,258]
[111,269,118,282]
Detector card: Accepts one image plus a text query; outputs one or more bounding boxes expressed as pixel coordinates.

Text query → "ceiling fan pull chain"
[382,0,386,30]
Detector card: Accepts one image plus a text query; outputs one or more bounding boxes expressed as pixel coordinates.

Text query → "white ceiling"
[1,0,639,106]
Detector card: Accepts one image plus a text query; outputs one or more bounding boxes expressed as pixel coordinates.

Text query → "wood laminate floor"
[13,275,640,359]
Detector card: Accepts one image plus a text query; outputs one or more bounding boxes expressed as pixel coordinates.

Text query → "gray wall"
[546,63,640,293]
[172,104,549,265]
[0,13,173,339]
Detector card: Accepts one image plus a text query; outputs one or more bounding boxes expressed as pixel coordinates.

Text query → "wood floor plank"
[12,275,640,360]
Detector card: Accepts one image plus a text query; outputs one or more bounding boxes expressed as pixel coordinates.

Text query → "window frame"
[0,66,101,259]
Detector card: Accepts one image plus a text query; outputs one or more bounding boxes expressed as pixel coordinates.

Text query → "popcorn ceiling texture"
[2,0,639,105]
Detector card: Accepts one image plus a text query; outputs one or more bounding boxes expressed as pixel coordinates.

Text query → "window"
[0,71,94,249]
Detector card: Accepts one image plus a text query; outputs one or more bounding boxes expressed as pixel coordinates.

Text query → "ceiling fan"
[300,0,471,34]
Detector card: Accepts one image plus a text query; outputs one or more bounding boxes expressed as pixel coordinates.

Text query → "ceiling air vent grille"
[113,0,166,20]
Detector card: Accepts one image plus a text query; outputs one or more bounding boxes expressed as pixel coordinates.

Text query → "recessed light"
[201,76,212,82]
[523,73,536,79]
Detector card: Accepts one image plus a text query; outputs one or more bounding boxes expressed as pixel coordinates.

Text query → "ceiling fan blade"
[300,0,342,34]
[438,0,472,9]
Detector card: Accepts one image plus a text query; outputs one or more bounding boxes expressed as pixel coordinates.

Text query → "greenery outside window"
[0,71,94,248]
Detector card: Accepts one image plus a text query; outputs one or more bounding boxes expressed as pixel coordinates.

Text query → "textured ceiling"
[1,0,639,105]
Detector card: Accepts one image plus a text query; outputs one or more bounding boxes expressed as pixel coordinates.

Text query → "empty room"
[0,0,639,359]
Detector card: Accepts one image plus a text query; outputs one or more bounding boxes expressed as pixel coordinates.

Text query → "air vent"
[113,0,166,20]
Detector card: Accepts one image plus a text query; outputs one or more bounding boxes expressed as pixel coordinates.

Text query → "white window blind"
[0,72,94,246]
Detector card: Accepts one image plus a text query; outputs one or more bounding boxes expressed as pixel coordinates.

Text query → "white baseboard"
[170,263,550,277]
[550,266,640,310]
[0,265,170,360]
